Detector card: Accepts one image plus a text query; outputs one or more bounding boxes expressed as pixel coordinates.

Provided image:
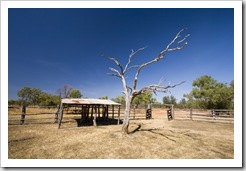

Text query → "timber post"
[93,113,97,127]
[133,105,136,119]
[54,105,60,123]
[212,109,216,120]
[98,105,100,118]
[146,104,152,119]
[58,103,64,129]
[117,105,120,125]
[106,105,109,119]
[167,108,172,121]
[112,105,115,119]
[20,105,26,125]
[190,108,192,120]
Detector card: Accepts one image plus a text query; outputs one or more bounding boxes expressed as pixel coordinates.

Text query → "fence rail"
[8,105,152,125]
[188,108,234,123]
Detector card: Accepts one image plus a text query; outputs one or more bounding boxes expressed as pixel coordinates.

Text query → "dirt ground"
[8,108,234,159]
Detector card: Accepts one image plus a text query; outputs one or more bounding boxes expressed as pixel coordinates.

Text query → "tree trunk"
[122,96,131,134]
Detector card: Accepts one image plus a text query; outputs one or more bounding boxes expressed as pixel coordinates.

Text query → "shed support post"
[58,103,64,128]
[112,105,115,119]
[98,105,100,118]
[90,105,94,119]
[93,113,97,127]
[117,105,120,125]
[87,105,90,119]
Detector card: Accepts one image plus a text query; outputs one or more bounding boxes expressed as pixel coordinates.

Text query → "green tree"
[177,98,187,109]
[111,96,125,105]
[69,89,82,98]
[99,96,108,100]
[38,93,60,106]
[162,95,177,105]
[132,92,153,107]
[8,99,19,106]
[17,87,43,106]
[29,88,42,105]
[184,75,234,109]
[17,87,32,105]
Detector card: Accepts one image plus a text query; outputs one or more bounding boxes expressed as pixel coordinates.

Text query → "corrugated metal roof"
[61,98,121,105]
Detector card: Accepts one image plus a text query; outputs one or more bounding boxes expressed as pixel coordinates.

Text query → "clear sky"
[8,8,234,102]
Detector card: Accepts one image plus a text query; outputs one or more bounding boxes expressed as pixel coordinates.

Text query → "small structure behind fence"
[164,104,174,121]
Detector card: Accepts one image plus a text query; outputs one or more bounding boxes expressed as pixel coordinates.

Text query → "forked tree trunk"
[122,96,132,134]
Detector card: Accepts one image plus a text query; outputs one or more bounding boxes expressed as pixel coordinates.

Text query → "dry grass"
[8,107,234,159]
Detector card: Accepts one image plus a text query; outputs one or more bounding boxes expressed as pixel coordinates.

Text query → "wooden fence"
[8,106,60,125]
[8,105,151,126]
[188,108,234,123]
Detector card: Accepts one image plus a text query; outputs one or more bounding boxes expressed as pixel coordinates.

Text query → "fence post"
[133,105,136,119]
[167,108,172,121]
[146,104,152,119]
[54,105,60,123]
[212,109,216,120]
[189,108,192,120]
[20,105,26,125]
[171,104,174,119]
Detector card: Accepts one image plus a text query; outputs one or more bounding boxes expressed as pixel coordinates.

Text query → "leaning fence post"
[20,105,26,125]
[189,108,192,120]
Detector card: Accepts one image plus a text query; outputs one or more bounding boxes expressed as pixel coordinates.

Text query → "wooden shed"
[57,98,121,128]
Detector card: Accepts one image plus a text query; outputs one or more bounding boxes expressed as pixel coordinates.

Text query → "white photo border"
[1,0,242,168]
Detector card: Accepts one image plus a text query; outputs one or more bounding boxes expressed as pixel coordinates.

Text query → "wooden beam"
[93,113,97,127]
[117,105,120,125]
[98,105,100,118]
[112,105,114,119]
[106,105,109,118]
[58,103,64,128]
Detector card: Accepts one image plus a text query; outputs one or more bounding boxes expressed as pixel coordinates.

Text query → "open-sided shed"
[58,98,121,128]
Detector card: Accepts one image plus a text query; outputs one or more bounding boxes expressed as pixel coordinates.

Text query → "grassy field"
[8,107,234,159]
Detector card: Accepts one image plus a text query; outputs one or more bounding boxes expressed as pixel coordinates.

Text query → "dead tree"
[104,29,190,134]
[57,84,72,99]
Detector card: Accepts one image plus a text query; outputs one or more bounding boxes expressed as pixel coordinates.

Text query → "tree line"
[9,75,234,109]
[111,75,234,110]
[8,85,83,106]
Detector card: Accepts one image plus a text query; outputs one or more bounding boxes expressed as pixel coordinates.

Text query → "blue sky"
[8,8,234,102]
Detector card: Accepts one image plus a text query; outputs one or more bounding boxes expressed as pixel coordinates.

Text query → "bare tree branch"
[106,73,121,78]
[133,28,189,90]
[134,81,186,96]
[109,67,121,76]
[124,65,140,73]
[102,55,124,74]
[123,47,147,73]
